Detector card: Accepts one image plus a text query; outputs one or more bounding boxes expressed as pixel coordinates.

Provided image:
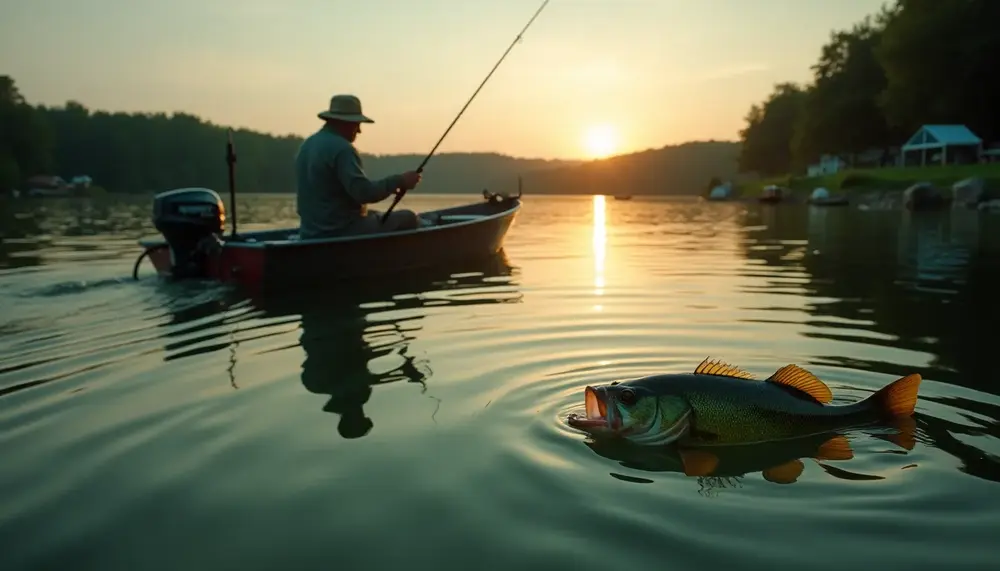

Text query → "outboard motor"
[152,187,226,279]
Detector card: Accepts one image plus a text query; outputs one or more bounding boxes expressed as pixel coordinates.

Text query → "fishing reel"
[482,176,524,204]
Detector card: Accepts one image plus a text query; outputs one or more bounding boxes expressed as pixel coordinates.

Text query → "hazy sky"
[1,0,888,160]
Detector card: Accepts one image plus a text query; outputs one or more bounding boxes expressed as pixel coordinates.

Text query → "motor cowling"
[152,187,226,279]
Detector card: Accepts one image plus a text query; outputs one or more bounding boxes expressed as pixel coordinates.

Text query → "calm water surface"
[1,193,999,570]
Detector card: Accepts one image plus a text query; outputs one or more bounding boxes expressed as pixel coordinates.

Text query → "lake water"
[1,193,999,570]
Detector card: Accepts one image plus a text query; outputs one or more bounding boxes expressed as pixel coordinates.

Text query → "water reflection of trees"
[737,205,1000,483]
[0,194,305,269]
[740,205,1000,391]
[0,197,45,267]
[0,195,153,269]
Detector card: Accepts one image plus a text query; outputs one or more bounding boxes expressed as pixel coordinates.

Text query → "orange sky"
[0,0,889,160]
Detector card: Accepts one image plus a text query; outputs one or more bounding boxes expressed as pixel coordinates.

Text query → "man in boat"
[295,94,425,239]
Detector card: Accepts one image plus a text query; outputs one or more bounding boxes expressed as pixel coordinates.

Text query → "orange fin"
[815,435,854,461]
[763,460,804,484]
[766,364,833,404]
[884,416,918,450]
[679,449,719,477]
[693,358,757,380]
[870,374,921,417]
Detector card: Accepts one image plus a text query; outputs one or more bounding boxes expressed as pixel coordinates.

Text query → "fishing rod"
[381,0,550,224]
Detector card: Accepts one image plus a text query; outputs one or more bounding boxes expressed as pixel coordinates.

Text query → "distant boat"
[808,187,849,207]
[759,185,785,204]
[613,195,633,200]
[707,183,733,201]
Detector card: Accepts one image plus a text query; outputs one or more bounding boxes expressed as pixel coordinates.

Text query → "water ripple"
[1,195,998,570]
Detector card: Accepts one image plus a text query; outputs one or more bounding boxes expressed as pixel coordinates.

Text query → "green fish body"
[567,358,921,449]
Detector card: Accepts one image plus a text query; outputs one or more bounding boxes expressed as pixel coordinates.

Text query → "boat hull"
[138,196,521,293]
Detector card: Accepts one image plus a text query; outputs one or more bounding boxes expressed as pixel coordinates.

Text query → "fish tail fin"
[867,373,922,417]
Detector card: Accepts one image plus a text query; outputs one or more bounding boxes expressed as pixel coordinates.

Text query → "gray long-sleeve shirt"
[295,125,404,239]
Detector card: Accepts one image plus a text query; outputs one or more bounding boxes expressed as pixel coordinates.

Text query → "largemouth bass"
[566,358,921,450]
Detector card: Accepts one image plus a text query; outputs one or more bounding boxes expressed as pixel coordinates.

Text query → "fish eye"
[619,388,636,406]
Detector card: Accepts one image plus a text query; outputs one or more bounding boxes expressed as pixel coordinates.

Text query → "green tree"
[738,83,806,176]
[738,0,998,177]
[36,102,304,194]
[792,17,896,169]
[876,0,1000,142]
[0,75,54,190]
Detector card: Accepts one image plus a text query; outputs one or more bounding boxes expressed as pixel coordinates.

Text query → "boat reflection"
[584,419,918,495]
[250,251,522,439]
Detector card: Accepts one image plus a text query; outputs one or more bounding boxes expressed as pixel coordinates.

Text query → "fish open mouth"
[568,386,612,431]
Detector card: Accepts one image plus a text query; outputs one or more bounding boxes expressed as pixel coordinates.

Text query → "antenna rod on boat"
[226,128,238,236]
[381,0,550,224]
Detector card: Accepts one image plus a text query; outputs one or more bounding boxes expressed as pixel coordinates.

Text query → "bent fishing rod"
[381,0,550,224]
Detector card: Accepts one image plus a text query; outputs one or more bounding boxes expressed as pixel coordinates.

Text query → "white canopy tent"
[899,124,983,166]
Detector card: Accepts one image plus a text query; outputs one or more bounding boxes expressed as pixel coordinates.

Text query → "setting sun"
[583,124,619,159]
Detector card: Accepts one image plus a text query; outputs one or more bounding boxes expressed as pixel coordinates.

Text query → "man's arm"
[334,146,404,205]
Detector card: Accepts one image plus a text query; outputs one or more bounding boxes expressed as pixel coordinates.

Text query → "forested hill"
[2,76,739,196]
[517,140,741,195]
[365,141,743,196]
[361,152,573,195]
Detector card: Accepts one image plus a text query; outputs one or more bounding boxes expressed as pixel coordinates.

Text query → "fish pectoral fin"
[766,364,833,404]
[815,435,854,461]
[763,460,805,484]
[679,449,719,477]
[693,357,757,380]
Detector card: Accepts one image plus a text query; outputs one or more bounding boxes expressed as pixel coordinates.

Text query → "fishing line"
[381,0,551,223]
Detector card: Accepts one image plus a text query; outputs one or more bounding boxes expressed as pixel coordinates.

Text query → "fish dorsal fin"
[766,364,833,404]
[693,358,757,380]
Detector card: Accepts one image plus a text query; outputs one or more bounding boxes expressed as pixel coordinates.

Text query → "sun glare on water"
[583,124,619,159]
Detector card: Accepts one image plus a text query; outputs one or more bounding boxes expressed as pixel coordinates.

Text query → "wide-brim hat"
[318,94,374,123]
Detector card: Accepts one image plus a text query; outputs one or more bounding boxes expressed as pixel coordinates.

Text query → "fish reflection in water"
[585,416,917,493]
[250,251,521,439]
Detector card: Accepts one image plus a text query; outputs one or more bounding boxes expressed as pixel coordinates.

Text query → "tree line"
[0,72,743,196]
[0,76,578,195]
[737,0,999,177]
[0,79,291,194]
[519,140,741,196]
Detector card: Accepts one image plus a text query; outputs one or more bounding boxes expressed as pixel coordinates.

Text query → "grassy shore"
[737,163,1000,197]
